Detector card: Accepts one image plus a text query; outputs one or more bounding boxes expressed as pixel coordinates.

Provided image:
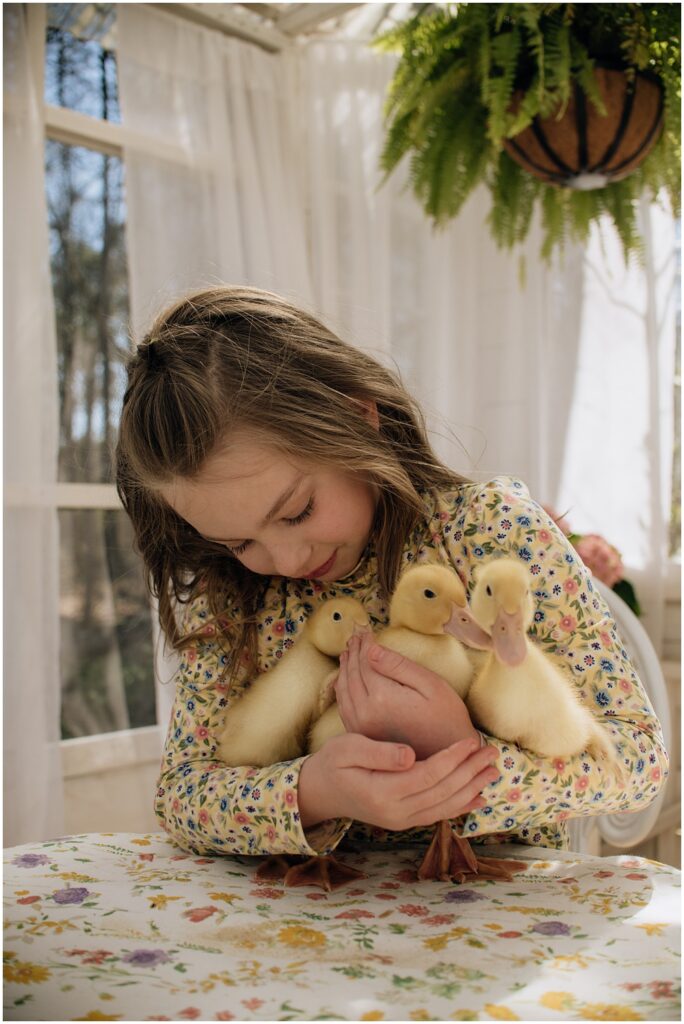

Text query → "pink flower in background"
[542,501,640,614]
[574,533,624,588]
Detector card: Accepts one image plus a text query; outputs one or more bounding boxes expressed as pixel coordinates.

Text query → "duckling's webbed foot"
[417,820,527,883]
[254,855,299,883]
[254,854,366,891]
[417,820,478,882]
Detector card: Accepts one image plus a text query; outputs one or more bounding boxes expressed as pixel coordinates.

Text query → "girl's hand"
[335,631,480,760]
[298,731,499,831]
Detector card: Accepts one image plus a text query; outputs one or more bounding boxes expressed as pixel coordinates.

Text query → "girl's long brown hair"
[116,285,469,683]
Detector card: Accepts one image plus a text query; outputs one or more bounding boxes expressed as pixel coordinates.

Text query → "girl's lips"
[308,550,337,578]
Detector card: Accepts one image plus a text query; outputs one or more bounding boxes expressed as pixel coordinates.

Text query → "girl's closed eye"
[282,497,315,528]
[228,540,250,556]
[227,498,315,556]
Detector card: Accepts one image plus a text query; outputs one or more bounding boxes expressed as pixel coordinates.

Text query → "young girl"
[116,285,668,861]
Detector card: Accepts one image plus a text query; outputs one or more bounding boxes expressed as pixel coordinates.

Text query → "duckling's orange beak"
[443,604,492,650]
[492,609,527,666]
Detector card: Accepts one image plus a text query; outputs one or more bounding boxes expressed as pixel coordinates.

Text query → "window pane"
[46,4,120,122]
[60,509,156,739]
[45,140,130,483]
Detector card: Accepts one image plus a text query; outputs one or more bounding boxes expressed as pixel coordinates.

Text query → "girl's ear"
[354,398,380,431]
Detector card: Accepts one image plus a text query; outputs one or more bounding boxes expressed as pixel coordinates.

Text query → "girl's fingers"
[403,761,500,828]
[398,740,498,805]
[367,642,437,697]
[345,634,370,700]
[335,732,415,771]
[334,651,359,732]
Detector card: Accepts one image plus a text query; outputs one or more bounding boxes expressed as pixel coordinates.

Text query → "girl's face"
[160,437,379,581]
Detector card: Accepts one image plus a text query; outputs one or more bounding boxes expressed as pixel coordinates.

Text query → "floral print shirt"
[154,477,669,857]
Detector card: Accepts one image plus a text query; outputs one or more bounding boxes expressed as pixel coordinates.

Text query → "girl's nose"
[270,545,311,579]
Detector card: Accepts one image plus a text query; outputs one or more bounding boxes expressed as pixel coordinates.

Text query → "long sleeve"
[435,476,670,847]
[154,592,353,857]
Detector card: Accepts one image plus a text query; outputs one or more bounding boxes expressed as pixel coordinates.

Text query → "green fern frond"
[542,12,573,111]
[379,109,418,177]
[567,188,601,244]
[568,37,606,116]
[487,152,538,248]
[412,100,493,223]
[478,19,493,104]
[411,65,475,144]
[540,185,569,262]
[596,177,644,264]
[505,75,544,136]
[488,26,523,143]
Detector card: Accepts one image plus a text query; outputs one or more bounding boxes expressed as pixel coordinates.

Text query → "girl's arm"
[438,477,669,843]
[154,594,351,857]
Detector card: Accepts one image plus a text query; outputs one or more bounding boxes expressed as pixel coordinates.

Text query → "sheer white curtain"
[117,7,676,672]
[116,4,314,339]
[4,4,64,845]
[556,201,677,653]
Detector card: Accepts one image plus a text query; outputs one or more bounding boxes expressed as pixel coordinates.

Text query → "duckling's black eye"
[332,611,342,621]
[423,588,436,599]
[486,585,492,597]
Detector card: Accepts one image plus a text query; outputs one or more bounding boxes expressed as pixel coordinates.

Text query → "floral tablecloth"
[3,832,680,1021]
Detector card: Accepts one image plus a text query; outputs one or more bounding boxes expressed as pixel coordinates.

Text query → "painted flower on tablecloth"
[52,886,91,905]
[3,958,52,984]
[532,920,571,936]
[399,903,429,917]
[649,980,675,999]
[277,924,326,948]
[65,949,113,965]
[252,887,285,899]
[443,889,487,903]
[484,1004,523,1019]
[122,949,173,967]
[183,906,218,923]
[579,1003,646,1020]
[12,853,50,868]
[65,1012,123,1021]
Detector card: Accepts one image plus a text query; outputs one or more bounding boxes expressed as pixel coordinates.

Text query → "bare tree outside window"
[45,8,156,739]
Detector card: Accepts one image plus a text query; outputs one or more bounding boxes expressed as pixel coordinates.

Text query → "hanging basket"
[503,66,665,190]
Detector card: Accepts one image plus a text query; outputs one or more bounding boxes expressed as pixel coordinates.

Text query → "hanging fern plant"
[375,3,680,262]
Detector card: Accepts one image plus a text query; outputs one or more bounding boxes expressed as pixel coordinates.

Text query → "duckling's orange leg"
[255,854,366,891]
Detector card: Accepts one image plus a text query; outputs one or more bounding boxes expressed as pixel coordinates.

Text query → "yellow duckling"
[217,596,369,768]
[307,562,491,753]
[466,557,625,781]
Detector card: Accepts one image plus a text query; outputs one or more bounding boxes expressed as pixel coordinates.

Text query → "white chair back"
[567,579,671,851]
